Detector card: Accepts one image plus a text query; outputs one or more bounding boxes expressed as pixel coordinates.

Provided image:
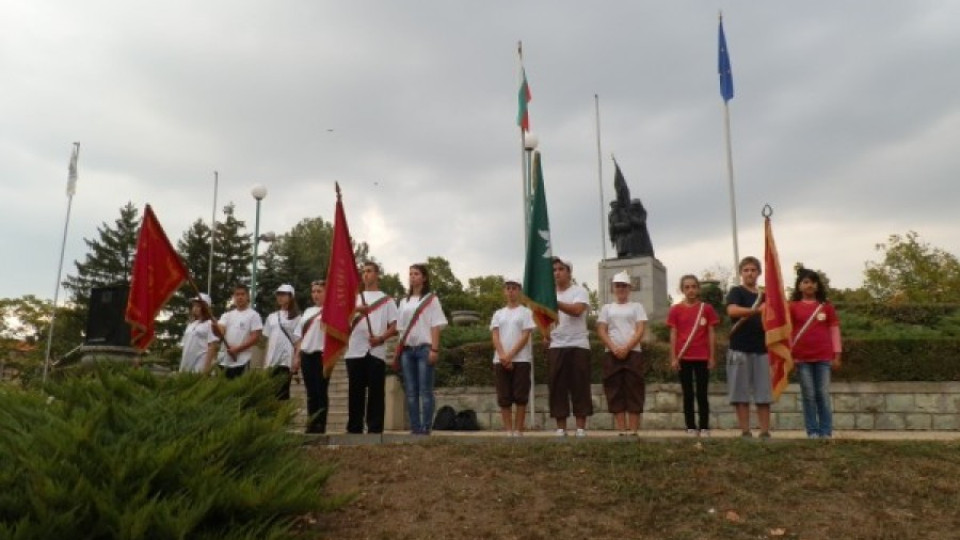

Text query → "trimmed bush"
[435,337,960,387]
[0,365,348,539]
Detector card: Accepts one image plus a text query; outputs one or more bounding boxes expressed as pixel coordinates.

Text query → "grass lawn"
[315,438,960,539]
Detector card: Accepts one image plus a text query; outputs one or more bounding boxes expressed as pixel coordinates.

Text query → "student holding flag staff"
[395,263,448,436]
[293,280,329,434]
[215,284,263,379]
[345,262,399,434]
[262,284,301,400]
[547,257,593,438]
[667,275,720,436]
[725,256,773,439]
[179,293,218,373]
[596,271,649,436]
[789,268,842,439]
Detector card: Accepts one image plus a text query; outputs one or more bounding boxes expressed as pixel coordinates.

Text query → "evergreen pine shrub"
[0,365,348,539]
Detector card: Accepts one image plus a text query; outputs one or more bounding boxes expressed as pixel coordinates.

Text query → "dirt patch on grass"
[311,439,960,539]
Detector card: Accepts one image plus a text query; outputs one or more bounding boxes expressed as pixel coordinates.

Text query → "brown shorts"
[601,350,646,413]
[547,347,593,419]
[494,363,532,408]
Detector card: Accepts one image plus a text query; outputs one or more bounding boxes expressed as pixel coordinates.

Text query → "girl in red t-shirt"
[789,268,842,439]
[667,275,719,436]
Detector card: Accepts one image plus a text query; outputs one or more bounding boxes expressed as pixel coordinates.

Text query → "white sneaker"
[555,428,566,437]
[514,431,523,437]
[700,429,711,438]
[575,428,587,438]
[686,429,699,437]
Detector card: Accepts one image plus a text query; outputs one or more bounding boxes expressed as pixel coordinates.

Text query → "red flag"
[762,215,794,401]
[321,185,360,376]
[125,205,190,350]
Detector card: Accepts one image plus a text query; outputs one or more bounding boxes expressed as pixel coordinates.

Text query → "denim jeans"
[401,344,435,433]
[796,361,833,437]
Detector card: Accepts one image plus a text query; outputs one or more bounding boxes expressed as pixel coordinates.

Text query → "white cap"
[552,257,572,271]
[504,277,523,287]
[612,271,631,285]
[192,293,212,305]
[276,284,295,295]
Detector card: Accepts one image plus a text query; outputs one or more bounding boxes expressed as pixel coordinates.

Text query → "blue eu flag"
[719,18,734,102]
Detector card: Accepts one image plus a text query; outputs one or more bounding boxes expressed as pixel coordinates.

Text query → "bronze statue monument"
[609,162,654,258]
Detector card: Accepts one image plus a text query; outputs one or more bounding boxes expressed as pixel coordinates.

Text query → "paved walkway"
[306,429,960,446]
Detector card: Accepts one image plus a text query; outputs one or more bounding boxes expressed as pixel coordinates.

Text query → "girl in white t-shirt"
[396,264,448,435]
[596,272,648,435]
[490,278,536,437]
[263,284,302,400]
[179,293,217,373]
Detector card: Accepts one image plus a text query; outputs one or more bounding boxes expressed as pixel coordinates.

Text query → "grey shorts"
[726,350,772,405]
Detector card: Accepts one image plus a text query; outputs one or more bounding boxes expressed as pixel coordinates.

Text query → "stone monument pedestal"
[598,256,670,330]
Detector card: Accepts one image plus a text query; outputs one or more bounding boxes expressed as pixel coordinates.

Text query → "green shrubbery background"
[0,365,346,539]
[434,303,960,387]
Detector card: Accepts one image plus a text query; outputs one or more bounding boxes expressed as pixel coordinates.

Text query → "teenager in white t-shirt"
[293,280,328,434]
[548,257,593,437]
[345,262,399,434]
[262,283,302,400]
[395,263,448,435]
[596,271,649,435]
[180,293,218,373]
[215,284,263,379]
[490,277,536,436]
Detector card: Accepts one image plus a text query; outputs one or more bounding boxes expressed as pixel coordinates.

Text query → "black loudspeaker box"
[85,285,132,347]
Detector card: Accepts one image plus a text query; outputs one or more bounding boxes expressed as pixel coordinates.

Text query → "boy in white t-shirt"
[596,271,649,435]
[547,257,593,437]
[490,277,536,437]
[215,284,263,379]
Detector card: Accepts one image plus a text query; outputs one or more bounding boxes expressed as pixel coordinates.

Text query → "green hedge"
[0,365,348,539]
[435,338,960,387]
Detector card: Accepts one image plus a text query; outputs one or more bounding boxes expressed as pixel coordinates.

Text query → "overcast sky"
[3,1,959,302]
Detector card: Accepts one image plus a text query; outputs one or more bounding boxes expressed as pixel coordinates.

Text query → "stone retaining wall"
[434,382,960,431]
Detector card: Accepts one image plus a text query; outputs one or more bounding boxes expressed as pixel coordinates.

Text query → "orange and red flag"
[762,214,794,401]
[321,184,360,376]
[125,205,190,350]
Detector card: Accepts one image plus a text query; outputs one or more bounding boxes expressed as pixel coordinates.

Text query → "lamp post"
[250,184,267,309]
[522,132,539,241]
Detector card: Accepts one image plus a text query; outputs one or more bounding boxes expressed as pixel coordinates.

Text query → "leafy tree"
[466,275,505,321]
[0,295,85,369]
[863,231,960,303]
[379,271,406,299]
[423,256,475,314]
[62,202,140,309]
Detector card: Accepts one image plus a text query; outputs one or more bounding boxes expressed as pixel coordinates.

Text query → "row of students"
[181,257,840,439]
[492,256,841,439]
[178,263,449,436]
[676,257,842,439]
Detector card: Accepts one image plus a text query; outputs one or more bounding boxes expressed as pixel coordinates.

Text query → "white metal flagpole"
[719,12,741,283]
[207,170,219,295]
[595,94,607,261]
[43,142,80,383]
[723,102,741,281]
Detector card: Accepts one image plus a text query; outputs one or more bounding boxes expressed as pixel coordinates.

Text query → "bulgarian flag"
[125,205,190,350]
[321,184,361,377]
[763,213,794,401]
[522,151,557,332]
[517,67,532,132]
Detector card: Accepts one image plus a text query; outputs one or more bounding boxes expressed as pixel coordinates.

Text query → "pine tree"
[255,216,371,311]
[62,202,140,313]
[212,203,252,310]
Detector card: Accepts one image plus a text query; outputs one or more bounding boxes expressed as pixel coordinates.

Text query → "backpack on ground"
[433,405,457,431]
[453,409,480,431]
